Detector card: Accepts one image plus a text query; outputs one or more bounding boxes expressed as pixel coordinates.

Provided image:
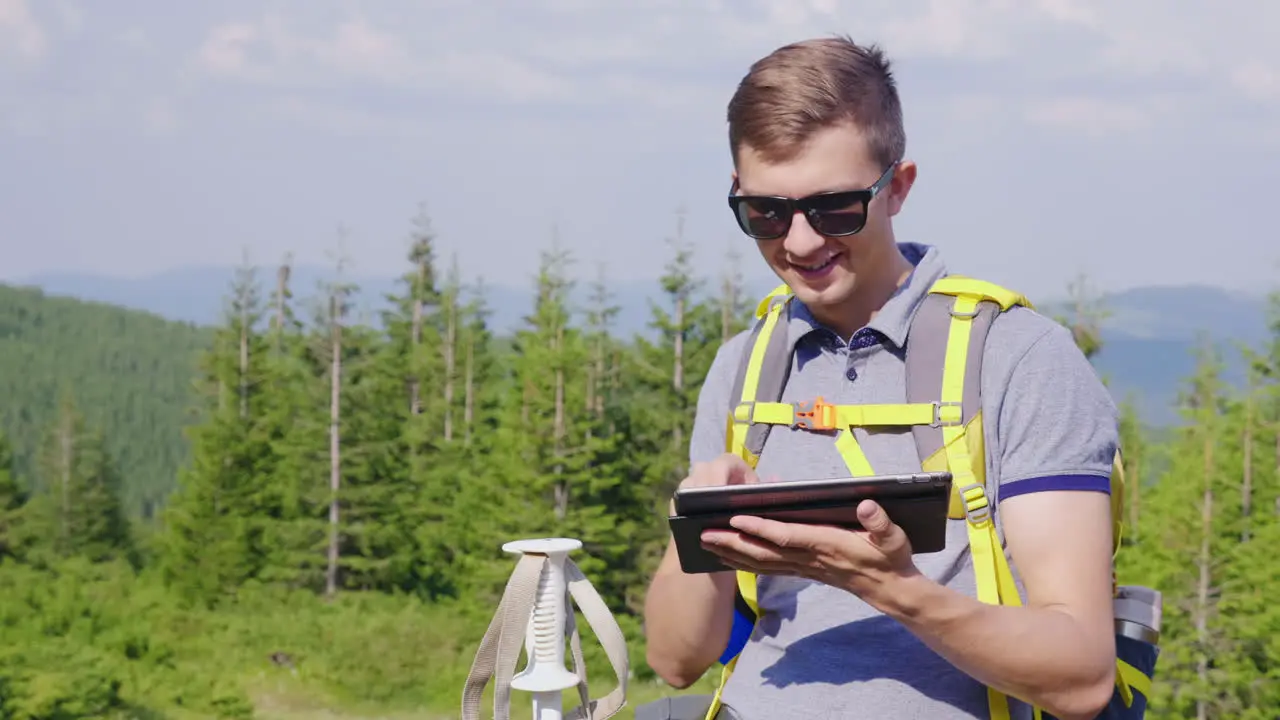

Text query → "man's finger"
[704,524,806,561]
[728,515,826,551]
[716,453,759,486]
[702,537,802,577]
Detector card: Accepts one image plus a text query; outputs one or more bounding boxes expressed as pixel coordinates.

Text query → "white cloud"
[1024,96,1152,138]
[50,0,81,35]
[198,12,416,87]
[8,0,1268,147]
[0,0,46,63]
[198,22,256,75]
[142,97,177,135]
[1232,62,1280,105]
[1031,0,1101,28]
[196,3,1276,94]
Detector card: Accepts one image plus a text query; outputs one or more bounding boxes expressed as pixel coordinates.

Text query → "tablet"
[667,471,953,574]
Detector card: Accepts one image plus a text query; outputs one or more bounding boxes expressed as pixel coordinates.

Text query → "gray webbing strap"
[727,287,1006,479]
[727,299,795,460]
[461,554,629,720]
[461,553,541,720]
[726,317,763,430]
[905,292,1000,464]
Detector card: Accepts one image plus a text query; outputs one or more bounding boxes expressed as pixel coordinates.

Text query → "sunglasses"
[727,163,897,240]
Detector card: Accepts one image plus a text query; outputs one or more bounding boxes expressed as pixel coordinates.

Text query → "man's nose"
[782,212,825,256]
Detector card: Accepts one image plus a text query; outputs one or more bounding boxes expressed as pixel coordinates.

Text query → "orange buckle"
[794,396,839,430]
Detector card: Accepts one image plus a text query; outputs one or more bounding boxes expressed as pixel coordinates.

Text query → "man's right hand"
[646,453,759,688]
[669,453,761,515]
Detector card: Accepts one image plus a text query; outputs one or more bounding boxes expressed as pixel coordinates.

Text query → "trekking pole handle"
[503,538,584,720]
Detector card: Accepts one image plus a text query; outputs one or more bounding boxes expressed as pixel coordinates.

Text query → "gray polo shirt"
[689,242,1119,720]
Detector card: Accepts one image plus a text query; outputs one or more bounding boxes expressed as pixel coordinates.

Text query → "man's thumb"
[857,500,893,539]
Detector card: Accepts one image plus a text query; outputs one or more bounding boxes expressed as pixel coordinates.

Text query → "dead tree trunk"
[1195,423,1214,720]
[239,299,249,420]
[719,251,744,345]
[594,335,606,418]
[1243,390,1254,542]
[553,323,568,520]
[274,262,289,352]
[409,261,426,416]
[444,294,456,442]
[464,333,475,446]
[672,294,686,453]
[58,409,73,554]
[325,293,343,600]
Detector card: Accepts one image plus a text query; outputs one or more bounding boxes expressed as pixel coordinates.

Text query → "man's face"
[731,123,916,320]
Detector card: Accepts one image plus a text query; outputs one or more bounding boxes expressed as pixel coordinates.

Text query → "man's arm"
[883,491,1116,720]
[642,337,747,688]
[882,319,1121,720]
[643,541,739,687]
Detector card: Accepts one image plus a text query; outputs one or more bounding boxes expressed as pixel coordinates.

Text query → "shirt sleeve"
[988,316,1120,502]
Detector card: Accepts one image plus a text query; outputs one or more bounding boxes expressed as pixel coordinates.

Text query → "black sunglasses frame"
[727,162,898,241]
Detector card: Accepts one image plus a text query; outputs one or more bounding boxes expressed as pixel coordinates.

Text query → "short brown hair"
[727,35,905,171]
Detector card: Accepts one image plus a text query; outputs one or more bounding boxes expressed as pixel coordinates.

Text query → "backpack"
[700,275,1161,720]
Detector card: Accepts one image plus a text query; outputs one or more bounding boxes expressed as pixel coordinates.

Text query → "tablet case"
[668,490,951,574]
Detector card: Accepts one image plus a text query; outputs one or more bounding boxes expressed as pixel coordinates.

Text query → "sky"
[1,0,1278,297]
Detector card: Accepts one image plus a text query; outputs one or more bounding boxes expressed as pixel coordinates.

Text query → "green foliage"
[0,431,25,561]
[0,284,210,517]
[2,216,1278,718]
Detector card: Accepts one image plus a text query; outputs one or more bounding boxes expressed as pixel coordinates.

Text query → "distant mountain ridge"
[14,266,1276,427]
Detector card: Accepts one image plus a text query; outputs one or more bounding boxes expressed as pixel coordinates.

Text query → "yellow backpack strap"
[727,287,794,466]
[708,289,790,720]
[909,275,1033,720]
[905,277,1026,520]
[754,282,793,319]
[927,275,1033,311]
[1110,448,1126,560]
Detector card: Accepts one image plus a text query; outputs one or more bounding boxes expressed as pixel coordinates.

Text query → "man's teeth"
[796,255,838,270]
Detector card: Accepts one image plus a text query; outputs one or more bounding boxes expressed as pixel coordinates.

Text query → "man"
[642,36,1120,720]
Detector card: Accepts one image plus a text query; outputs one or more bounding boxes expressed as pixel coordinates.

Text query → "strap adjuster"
[958,482,990,525]
[794,396,839,430]
[932,401,963,428]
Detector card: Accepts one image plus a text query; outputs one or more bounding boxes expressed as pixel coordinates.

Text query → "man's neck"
[812,248,916,340]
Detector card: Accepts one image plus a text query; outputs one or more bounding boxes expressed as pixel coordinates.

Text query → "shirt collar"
[783,241,949,351]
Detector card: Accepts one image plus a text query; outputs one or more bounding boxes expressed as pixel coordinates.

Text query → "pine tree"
[158,260,273,602]
[1120,341,1239,718]
[1053,272,1109,361]
[583,263,621,432]
[417,275,504,600]
[441,254,463,444]
[315,244,359,600]
[373,207,451,595]
[718,241,754,344]
[0,430,27,560]
[256,253,331,592]
[622,211,722,610]
[460,277,502,447]
[24,391,132,566]
[1117,397,1147,545]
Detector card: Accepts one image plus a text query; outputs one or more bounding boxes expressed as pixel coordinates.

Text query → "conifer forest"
[0,208,1275,719]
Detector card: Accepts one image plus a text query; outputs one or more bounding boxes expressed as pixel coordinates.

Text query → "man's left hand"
[700,499,924,608]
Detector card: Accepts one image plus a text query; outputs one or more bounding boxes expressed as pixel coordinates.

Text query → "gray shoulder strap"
[727,300,794,461]
[905,292,1001,464]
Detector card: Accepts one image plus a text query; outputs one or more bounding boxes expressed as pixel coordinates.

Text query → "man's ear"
[885,160,917,217]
